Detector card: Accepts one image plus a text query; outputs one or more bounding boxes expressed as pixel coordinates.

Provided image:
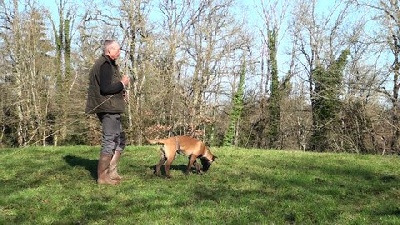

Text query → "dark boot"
[109,150,122,180]
[97,153,119,185]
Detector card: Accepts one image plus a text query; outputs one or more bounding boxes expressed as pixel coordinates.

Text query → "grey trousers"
[97,113,126,155]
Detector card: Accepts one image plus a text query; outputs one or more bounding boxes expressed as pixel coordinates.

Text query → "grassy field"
[0,145,399,225]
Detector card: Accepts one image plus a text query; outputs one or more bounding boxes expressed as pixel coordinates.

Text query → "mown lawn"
[0,145,399,224]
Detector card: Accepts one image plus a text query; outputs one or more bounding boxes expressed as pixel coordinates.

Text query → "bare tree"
[117,0,152,144]
[181,0,251,139]
[142,0,252,144]
[47,0,81,145]
[357,0,400,154]
[0,0,54,146]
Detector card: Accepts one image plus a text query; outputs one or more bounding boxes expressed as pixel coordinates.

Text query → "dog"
[148,135,217,178]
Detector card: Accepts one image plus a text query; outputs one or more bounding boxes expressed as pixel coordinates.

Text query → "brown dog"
[148,135,216,178]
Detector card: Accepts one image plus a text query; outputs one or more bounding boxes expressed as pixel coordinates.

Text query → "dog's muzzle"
[200,157,212,172]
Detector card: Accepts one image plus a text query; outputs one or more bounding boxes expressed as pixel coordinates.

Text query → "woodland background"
[1,0,400,154]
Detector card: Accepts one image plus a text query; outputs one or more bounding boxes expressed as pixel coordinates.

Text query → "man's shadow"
[63,155,97,180]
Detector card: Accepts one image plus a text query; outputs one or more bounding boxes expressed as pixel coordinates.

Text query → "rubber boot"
[109,150,122,180]
[97,153,119,185]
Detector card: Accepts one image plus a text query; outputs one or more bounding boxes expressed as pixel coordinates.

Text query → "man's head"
[103,40,121,60]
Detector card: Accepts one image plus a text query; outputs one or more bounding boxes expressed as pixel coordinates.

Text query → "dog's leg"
[155,147,166,176]
[164,157,175,178]
[193,160,202,174]
[164,145,176,178]
[185,155,198,175]
[155,156,166,176]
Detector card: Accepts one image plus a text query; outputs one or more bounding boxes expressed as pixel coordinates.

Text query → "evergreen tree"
[223,59,246,146]
[310,49,350,151]
[267,29,280,149]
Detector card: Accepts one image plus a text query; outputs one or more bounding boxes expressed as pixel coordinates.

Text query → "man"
[85,40,130,185]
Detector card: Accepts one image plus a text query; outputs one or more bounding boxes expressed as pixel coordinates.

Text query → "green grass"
[0,146,399,225]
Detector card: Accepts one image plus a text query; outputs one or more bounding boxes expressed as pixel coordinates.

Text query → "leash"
[85,94,115,114]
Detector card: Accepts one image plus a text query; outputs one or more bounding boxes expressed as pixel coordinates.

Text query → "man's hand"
[121,75,130,88]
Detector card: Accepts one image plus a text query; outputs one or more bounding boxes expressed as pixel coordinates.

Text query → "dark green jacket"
[85,55,125,114]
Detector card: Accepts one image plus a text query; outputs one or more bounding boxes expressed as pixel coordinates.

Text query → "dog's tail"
[146,138,161,145]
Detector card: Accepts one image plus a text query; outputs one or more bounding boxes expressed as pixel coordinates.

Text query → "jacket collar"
[102,54,117,66]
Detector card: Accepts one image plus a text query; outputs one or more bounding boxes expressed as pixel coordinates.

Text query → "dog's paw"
[154,171,162,177]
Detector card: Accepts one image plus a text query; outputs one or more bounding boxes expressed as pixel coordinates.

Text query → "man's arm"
[99,62,124,95]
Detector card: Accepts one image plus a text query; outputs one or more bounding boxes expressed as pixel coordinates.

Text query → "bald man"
[86,40,130,185]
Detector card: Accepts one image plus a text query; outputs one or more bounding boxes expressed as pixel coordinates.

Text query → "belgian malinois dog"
[148,135,217,178]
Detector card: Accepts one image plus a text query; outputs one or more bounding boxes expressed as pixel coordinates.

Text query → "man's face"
[108,43,121,60]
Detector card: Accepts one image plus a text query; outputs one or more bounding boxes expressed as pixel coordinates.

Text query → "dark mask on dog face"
[200,157,212,172]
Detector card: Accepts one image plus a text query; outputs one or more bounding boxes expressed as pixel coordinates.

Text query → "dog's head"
[200,148,217,172]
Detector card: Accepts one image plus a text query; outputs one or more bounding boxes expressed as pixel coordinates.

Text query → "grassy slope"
[0,145,399,225]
